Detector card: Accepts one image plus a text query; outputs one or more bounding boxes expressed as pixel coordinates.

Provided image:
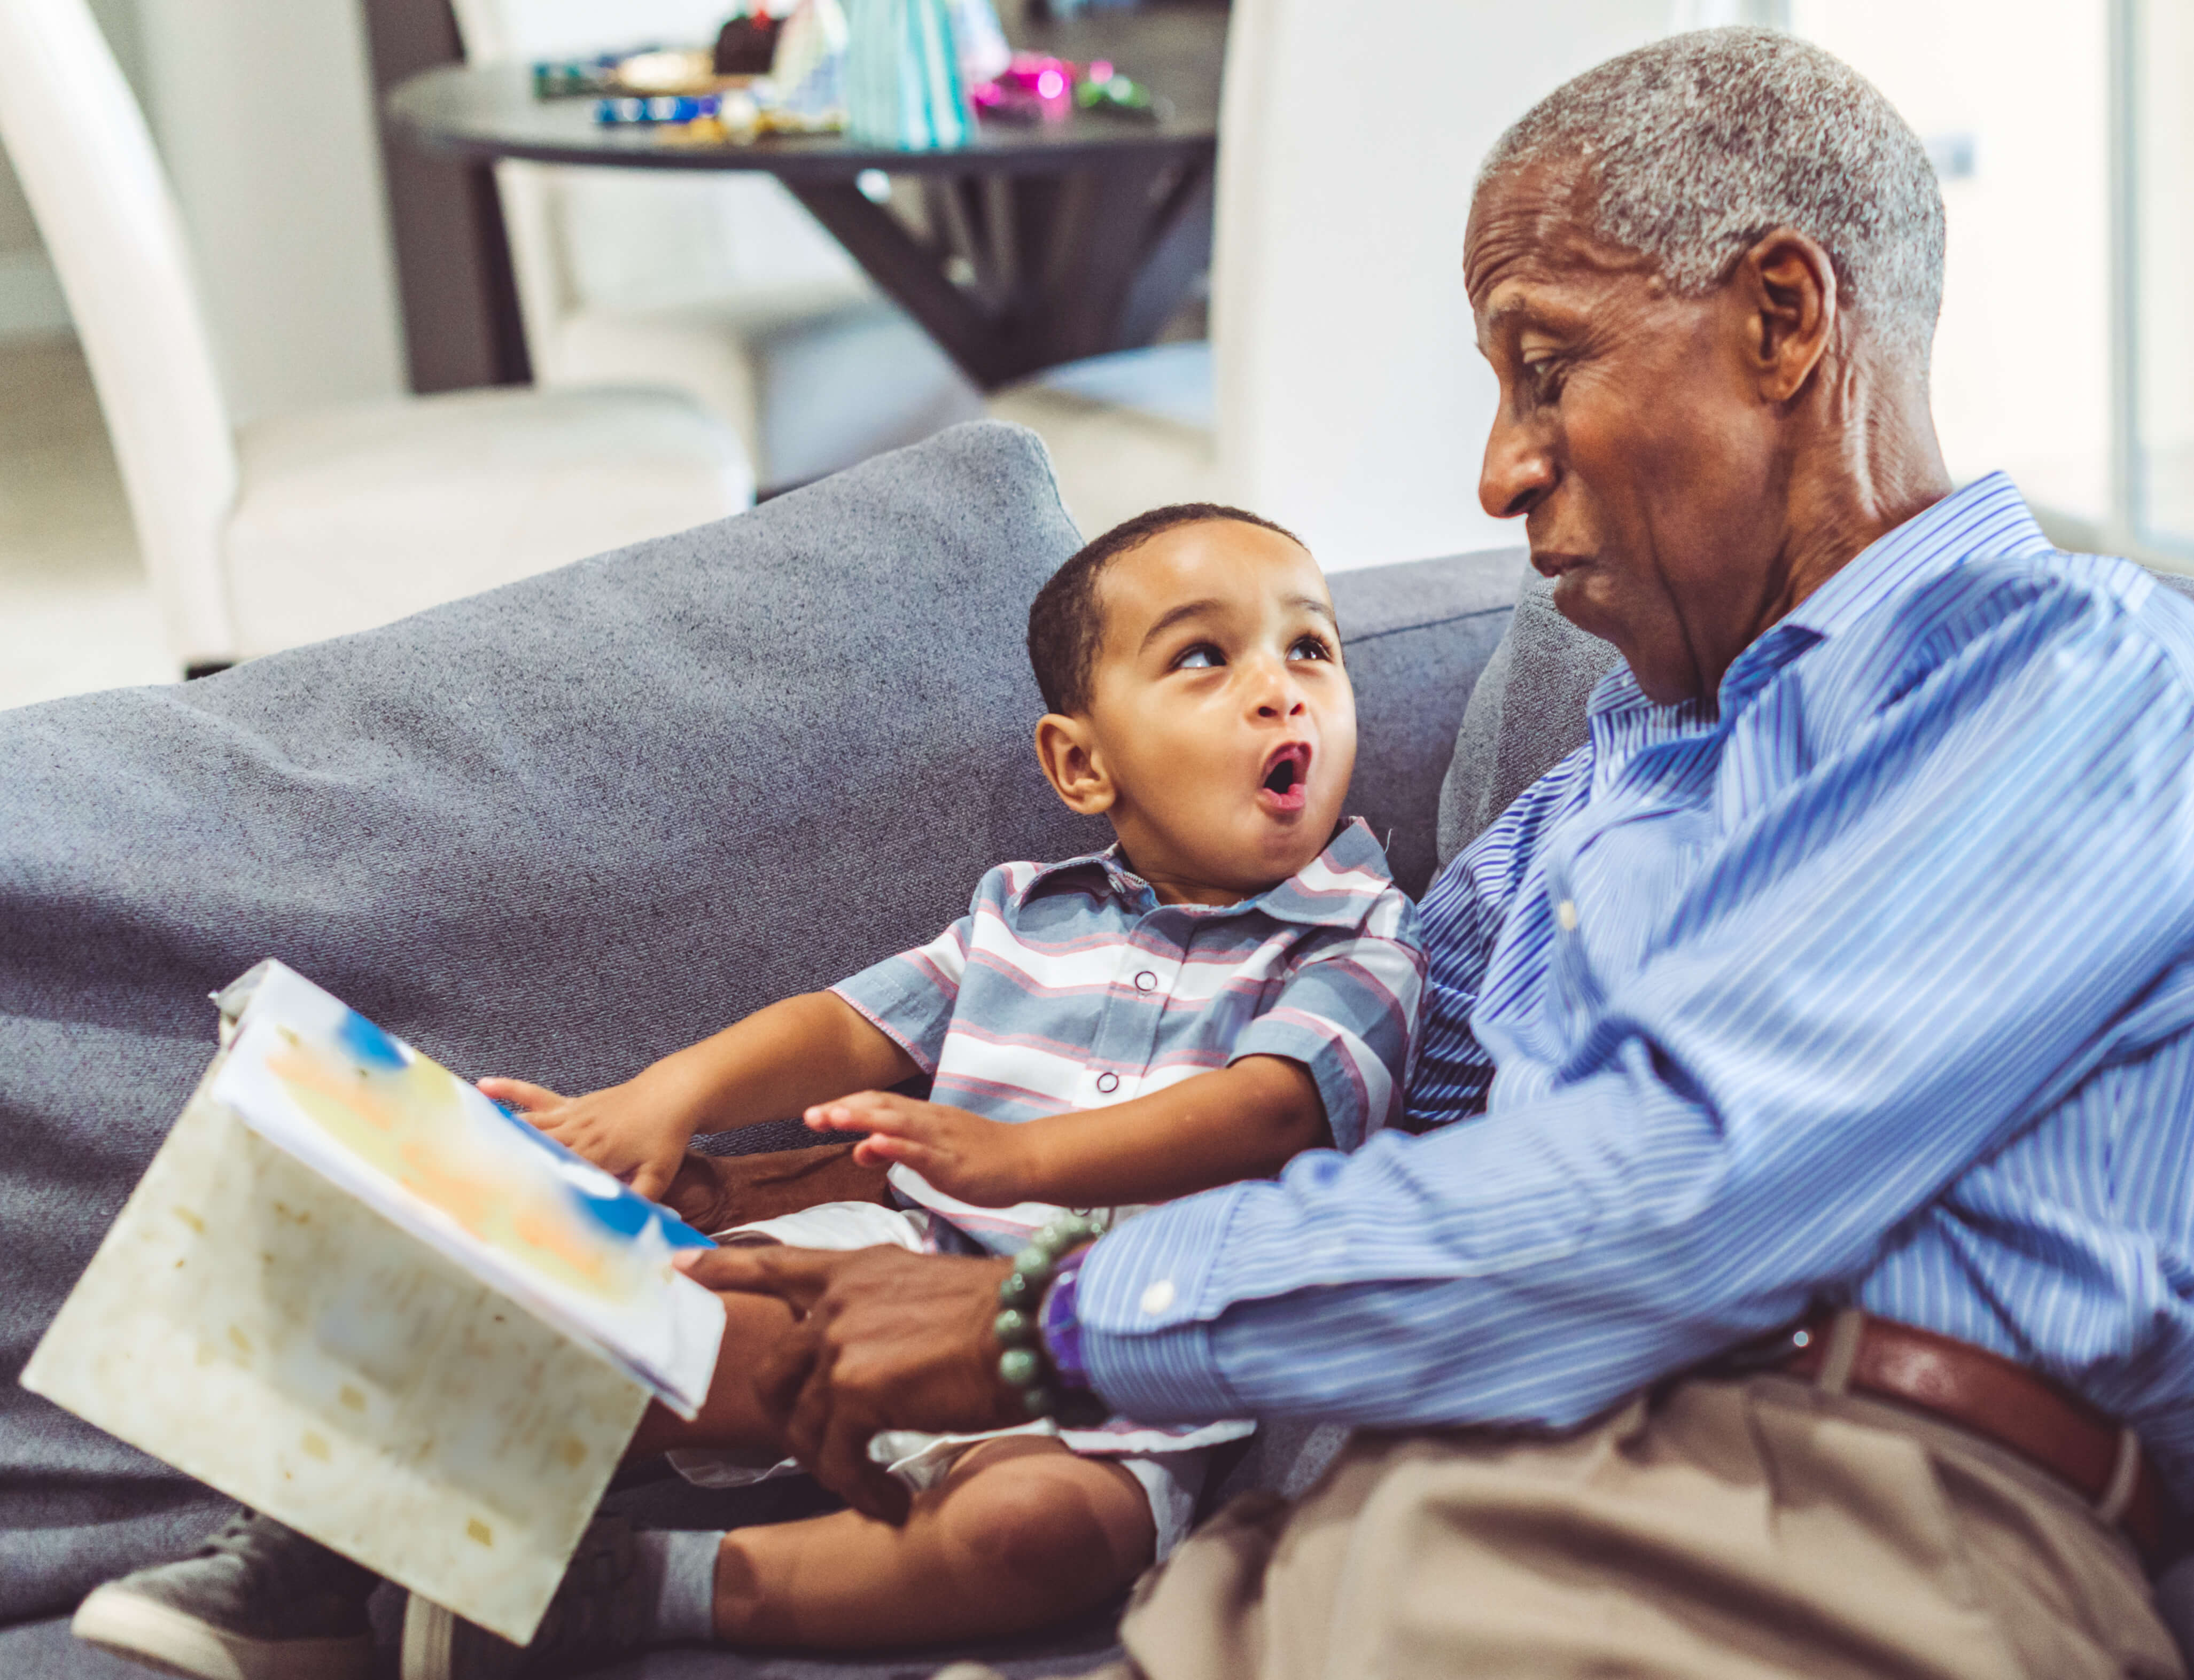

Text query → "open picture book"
[24,960,728,1643]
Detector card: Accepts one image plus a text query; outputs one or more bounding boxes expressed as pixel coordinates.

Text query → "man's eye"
[1175,644,1224,670]
[1522,356,1566,400]
[1288,636,1333,662]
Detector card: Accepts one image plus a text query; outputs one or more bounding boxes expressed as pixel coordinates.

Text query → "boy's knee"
[941,1457,1153,1585]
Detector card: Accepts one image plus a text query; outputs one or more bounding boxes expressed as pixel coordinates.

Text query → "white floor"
[0,333,173,712]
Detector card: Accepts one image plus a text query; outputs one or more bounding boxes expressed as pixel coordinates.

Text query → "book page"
[207,962,724,1417]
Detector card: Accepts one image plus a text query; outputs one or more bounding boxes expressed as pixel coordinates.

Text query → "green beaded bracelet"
[995,1212,1107,1426]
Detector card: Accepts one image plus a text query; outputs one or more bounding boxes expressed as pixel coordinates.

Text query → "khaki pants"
[1067,1375,2183,1680]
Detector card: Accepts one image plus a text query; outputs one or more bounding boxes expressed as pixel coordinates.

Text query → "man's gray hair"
[1481,27,1945,371]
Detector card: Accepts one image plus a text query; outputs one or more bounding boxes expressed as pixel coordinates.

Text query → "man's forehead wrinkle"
[1467,165,1660,309]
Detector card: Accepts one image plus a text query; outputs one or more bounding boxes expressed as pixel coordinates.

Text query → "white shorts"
[665,1200,1212,1560]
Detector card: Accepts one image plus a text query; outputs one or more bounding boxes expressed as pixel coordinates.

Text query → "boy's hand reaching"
[804,1092,1037,1207]
[478,1076,696,1204]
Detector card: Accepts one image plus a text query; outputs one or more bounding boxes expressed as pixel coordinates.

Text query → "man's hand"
[479,1076,697,1204]
[804,1091,1038,1206]
[677,1244,1025,1522]
[657,1143,894,1233]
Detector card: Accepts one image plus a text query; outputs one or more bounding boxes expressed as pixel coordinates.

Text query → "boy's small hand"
[803,1092,1037,1207]
[478,1075,694,1204]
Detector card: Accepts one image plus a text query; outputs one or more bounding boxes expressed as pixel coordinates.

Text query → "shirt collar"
[1779,471,2051,642]
[1018,815,1395,929]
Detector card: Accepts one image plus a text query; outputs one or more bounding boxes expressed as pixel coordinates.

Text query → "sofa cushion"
[1435,566,1621,868]
[0,420,1099,1624]
[1325,549,1523,897]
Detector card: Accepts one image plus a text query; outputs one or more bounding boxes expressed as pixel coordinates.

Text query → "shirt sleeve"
[1407,747,1595,1129]
[1061,574,2194,1430]
[829,869,1006,1074]
[1226,889,1424,1152]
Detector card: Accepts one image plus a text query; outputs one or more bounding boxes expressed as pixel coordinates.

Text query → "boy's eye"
[1288,635,1333,662]
[1174,644,1225,671]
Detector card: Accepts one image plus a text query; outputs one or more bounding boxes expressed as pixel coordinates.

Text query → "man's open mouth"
[1258,743,1312,811]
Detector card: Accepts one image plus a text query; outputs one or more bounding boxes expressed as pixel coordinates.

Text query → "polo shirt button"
[1140,1279,1176,1315]
[1095,1072,1120,1093]
[1134,970,1158,992]
[1556,898,1579,932]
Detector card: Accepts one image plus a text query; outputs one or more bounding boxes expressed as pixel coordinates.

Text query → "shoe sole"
[399,1595,461,1680]
[72,1584,370,1680]
[401,1592,534,1680]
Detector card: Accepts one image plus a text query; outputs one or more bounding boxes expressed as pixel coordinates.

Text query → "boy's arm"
[802,1054,1327,1208]
[484,991,919,1202]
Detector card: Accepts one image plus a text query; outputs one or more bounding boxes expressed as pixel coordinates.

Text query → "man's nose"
[1480,409,1555,520]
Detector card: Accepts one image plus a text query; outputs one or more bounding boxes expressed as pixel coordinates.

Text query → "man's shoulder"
[1876,546,2194,693]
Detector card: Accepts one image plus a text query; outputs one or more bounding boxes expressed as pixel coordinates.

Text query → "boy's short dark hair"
[1026,503,1303,716]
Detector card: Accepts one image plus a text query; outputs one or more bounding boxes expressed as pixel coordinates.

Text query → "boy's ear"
[1034,714,1115,816]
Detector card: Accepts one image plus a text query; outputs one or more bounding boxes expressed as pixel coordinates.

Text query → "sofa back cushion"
[0,421,1101,1621]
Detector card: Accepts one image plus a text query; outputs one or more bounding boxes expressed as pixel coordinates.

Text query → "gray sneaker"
[71,1510,377,1680]
[400,1515,655,1680]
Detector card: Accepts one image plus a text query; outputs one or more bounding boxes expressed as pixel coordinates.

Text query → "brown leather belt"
[1738,1308,2164,1557]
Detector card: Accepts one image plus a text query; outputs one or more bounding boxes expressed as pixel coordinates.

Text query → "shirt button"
[1556,898,1579,932]
[1095,1071,1120,1094]
[1140,1279,1176,1316]
[1134,970,1158,993]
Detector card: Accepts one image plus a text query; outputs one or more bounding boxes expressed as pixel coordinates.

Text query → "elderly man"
[687,26,2194,1679]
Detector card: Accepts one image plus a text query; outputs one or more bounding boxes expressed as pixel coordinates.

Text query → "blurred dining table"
[385,2,1226,392]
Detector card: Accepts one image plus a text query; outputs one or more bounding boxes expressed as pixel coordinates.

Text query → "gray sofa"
[1,421,1567,1677]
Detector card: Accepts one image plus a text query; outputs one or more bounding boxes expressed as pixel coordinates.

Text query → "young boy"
[74,504,1423,1680]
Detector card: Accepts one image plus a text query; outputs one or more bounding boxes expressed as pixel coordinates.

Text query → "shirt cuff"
[1068,1189,1253,1424]
[827,960,947,1075]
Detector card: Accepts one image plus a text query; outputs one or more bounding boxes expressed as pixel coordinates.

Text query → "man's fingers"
[818,1409,911,1525]
[752,1316,820,1432]
[675,1244,845,1313]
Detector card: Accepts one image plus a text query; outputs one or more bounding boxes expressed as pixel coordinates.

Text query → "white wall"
[1215,0,1676,572]
[1790,0,2114,522]
[0,0,406,417]
[131,0,406,421]
[2136,0,2194,542]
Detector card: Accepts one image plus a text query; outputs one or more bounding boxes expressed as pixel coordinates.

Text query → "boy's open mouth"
[1258,743,1313,812]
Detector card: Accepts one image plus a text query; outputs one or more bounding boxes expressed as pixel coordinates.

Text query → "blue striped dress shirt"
[1071,474,2194,1502]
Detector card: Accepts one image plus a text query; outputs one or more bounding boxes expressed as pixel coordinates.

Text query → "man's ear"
[1739,228,1837,403]
[1034,714,1115,816]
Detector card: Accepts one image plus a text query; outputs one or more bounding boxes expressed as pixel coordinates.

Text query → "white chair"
[0,0,754,673]
[998,0,1675,562]
[449,0,984,494]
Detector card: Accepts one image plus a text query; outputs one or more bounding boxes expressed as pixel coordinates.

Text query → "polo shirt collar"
[1018,815,1394,929]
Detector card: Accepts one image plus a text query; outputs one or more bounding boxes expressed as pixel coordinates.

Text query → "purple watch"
[1039,1241,1095,1392]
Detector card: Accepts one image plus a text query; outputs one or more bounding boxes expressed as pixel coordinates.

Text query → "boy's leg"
[711,1435,1158,1648]
[408,1437,1159,1677]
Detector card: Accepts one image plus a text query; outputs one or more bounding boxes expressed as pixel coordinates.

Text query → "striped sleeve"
[1406,746,1595,1129]
[829,868,1005,1074]
[1228,887,1424,1152]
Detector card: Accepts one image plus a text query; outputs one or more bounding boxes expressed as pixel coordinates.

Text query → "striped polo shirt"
[831,815,1423,1256]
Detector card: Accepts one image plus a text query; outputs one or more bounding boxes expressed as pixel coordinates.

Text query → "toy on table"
[970,52,1165,124]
